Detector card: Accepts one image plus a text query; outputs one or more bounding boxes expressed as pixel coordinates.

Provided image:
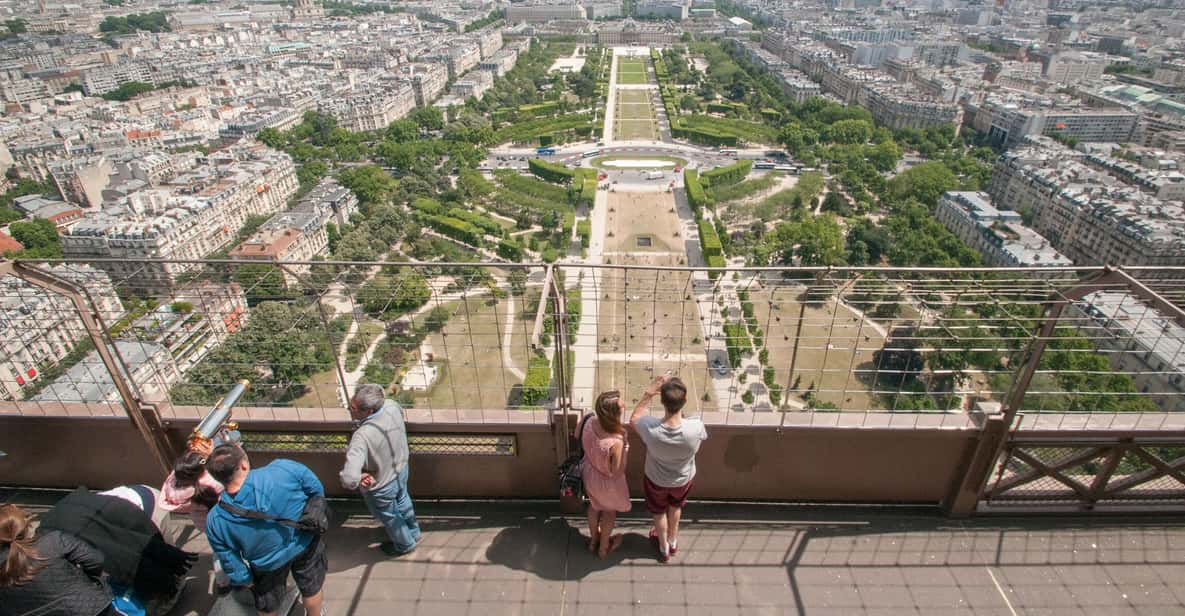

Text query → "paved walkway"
[7,490,1185,616]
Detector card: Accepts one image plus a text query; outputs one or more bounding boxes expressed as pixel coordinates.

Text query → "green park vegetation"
[464,9,504,32]
[706,172,780,204]
[0,178,57,225]
[98,11,170,35]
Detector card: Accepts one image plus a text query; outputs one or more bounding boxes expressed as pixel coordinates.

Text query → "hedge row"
[723,321,749,368]
[427,215,484,247]
[410,197,444,216]
[707,101,748,115]
[494,113,594,145]
[521,351,551,406]
[701,160,752,189]
[698,219,723,258]
[671,122,739,147]
[528,157,574,184]
[445,207,502,237]
[494,169,570,202]
[497,239,524,262]
[519,101,559,118]
[684,169,708,212]
[577,219,591,248]
[679,114,777,145]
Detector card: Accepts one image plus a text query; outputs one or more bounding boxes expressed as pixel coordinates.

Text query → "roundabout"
[587,154,688,170]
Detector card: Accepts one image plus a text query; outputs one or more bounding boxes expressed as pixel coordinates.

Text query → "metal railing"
[0,260,1181,430]
[1,259,1183,513]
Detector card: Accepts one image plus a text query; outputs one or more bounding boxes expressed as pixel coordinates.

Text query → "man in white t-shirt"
[629,376,708,562]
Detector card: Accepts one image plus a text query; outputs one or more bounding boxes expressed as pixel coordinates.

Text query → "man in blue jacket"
[205,443,326,616]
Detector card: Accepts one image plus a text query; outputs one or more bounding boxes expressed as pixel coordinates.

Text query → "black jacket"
[0,530,112,616]
[38,487,195,600]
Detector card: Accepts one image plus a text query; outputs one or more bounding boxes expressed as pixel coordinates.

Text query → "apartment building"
[228,211,328,287]
[480,49,519,78]
[935,191,1072,268]
[966,100,1139,147]
[219,107,303,141]
[0,265,125,401]
[1082,152,1185,201]
[445,42,483,80]
[404,63,448,108]
[32,340,179,404]
[506,4,587,23]
[988,138,1185,274]
[476,29,504,60]
[636,0,689,20]
[296,177,359,228]
[317,85,416,132]
[863,83,961,130]
[450,70,495,101]
[1069,291,1185,413]
[1043,51,1108,86]
[0,78,51,104]
[123,281,248,374]
[61,147,298,291]
[81,63,152,96]
[48,156,112,209]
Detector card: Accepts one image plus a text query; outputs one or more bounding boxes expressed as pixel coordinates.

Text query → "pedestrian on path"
[341,384,421,557]
[583,390,631,558]
[629,376,708,563]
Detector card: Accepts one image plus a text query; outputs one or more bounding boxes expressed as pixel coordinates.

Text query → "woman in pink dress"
[583,390,631,558]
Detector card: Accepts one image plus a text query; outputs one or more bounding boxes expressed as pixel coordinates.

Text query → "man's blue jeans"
[362,464,420,551]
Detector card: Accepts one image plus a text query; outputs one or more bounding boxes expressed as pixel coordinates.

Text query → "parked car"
[713,359,728,375]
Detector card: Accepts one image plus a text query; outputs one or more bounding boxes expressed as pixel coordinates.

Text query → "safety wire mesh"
[0,261,1181,428]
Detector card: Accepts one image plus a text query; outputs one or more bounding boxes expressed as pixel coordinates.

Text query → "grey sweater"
[340,400,410,491]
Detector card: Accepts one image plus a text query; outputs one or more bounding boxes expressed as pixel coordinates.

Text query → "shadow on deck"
[5,491,1185,615]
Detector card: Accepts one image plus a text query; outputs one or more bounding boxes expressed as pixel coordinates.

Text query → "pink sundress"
[582,417,631,512]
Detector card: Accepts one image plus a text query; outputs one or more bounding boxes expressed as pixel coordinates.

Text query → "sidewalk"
[7,492,1185,615]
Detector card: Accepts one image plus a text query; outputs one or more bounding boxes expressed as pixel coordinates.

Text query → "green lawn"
[616,58,648,84]
[614,89,658,140]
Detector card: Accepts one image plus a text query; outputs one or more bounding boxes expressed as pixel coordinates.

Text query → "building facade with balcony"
[935,191,1072,268]
[61,147,298,290]
[988,139,1185,274]
[1069,291,1185,413]
[405,63,448,108]
[0,265,124,401]
[317,85,416,133]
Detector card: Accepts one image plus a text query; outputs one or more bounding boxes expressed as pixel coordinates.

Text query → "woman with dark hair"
[583,390,632,558]
[0,503,114,616]
[158,446,224,533]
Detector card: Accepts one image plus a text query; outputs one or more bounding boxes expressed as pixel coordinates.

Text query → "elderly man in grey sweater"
[341,384,421,557]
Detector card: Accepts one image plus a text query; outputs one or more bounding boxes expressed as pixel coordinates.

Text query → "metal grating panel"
[240,432,516,456]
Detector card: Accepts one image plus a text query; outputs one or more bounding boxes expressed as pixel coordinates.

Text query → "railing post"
[944,402,1008,517]
[548,265,573,444]
[943,266,1130,516]
[6,261,175,470]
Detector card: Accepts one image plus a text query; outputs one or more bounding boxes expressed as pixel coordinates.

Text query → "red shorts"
[643,476,694,514]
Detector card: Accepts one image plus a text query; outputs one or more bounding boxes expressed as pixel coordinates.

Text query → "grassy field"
[413,296,536,412]
[604,190,685,259]
[292,370,346,408]
[591,190,718,405]
[616,57,648,84]
[749,287,885,411]
[614,89,658,141]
